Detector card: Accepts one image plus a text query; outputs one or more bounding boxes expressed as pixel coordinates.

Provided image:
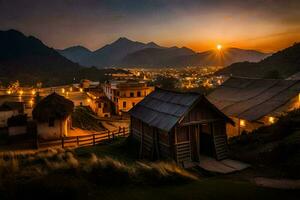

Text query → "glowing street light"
[61,88,65,94]
[7,90,11,95]
[32,89,36,95]
[19,90,24,96]
[79,88,83,93]
[217,44,222,51]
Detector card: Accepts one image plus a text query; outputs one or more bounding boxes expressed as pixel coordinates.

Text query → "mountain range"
[58,38,269,68]
[0,30,125,86]
[215,42,300,79]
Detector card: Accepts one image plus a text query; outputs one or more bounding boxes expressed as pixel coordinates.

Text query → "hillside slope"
[216,43,300,78]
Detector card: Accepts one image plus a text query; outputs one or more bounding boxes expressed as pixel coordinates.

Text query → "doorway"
[199,123,215,157]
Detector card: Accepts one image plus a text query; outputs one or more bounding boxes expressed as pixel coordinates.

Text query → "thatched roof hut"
[32,92,74,122]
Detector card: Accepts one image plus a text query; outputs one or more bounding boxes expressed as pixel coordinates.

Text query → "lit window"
[240,119,246,127]
[269,117,275,124]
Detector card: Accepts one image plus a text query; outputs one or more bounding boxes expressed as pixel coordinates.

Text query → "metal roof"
[207,77,300,121]
[129,88,233,132]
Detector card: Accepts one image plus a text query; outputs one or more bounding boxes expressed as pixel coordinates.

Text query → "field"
[0,137,299,200]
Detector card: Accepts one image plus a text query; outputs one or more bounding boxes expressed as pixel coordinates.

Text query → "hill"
[216,43,300,78]
[122,47,268,68]
[59,37,268,68]
[79,37,162,67]
[57,46,92,64]
[121,46,195,67]
[0,30,129,86]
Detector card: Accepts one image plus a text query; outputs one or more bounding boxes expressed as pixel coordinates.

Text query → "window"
[130,92,134,97]
[123,101,126,108]
[49,117,55,127]
[137,91,141,97]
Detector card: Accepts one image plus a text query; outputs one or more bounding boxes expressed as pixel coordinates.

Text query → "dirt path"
[254,177,300,189]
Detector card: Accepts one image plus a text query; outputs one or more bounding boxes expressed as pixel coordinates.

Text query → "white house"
[32,92,74,140]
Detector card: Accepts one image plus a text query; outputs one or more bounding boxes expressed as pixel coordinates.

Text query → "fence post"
[119,126,121,136]
[62,137,64,148]
[112,131,115,140]
[93,134,95,145]
[123,127,126,136]
[77,136,79,146]
[108,130,110,140]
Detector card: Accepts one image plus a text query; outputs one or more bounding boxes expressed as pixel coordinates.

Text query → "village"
[1,1,300,198]
[0,73,300,194]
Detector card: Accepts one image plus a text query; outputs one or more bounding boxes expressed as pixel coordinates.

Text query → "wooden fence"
[37,127,129,149]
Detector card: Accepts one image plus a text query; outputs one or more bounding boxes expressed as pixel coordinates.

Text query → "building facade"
[103,80,154,115]
[207,77,300,137]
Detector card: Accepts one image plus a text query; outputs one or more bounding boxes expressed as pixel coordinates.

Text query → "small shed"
[32,92,74,140]
[129,88,234,164]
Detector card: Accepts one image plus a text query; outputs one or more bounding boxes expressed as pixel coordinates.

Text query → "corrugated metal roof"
[207,77,300,121]
[129,88,201,132]
[129,88,234,131]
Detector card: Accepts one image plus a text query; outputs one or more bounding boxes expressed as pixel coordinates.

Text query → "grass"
[229,109,300,179]
[72,106,106,131]
[75,137,139,163]
[0,137,299,200]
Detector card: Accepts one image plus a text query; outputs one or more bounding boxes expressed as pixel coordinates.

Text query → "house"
[0,102,25,127]
[103,80,154,115]
[129,88,234,164]
[32,92,74,140]
[87,90,112,117]
[7,114,27,136]
[207,77,300,137]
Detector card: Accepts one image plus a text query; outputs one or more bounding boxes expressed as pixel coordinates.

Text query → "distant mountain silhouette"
[79,37,162,67]
[59,37,268,68]
[0,29,82,85]
[0,29,127,86]
[57,46,92,64]
[121,47,268,67]
[121,46,195,67]
[216,43,300,78]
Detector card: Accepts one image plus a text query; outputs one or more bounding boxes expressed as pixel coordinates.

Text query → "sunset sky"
[1,0,300,52]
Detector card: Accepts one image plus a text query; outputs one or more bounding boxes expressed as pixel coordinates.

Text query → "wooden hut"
[32,92,74,140]
[129,88,234,164]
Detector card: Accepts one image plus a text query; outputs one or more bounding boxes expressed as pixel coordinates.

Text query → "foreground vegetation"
[0,138,299,200]
[72,106,106,131]
[229,109,300,179]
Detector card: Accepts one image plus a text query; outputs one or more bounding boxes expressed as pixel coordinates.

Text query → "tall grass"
[0,148,198,186]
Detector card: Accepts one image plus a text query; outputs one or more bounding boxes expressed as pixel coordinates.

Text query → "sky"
[0,0,300,53]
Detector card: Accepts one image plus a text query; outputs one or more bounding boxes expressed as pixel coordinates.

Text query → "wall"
[8,126,27,136]
[37,119,68,140]
[0,110,17,127]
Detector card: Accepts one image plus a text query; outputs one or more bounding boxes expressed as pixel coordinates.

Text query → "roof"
[287,71,300,80]
[129,88,233,132]
[32,92,74,122]
[207,77,300,121]
[2,102,24,113]
[0,104,13,111]
[7,114,27,127]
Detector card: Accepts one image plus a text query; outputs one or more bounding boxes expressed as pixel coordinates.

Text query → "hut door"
[199,123,215,157]
[190,125,200,162]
